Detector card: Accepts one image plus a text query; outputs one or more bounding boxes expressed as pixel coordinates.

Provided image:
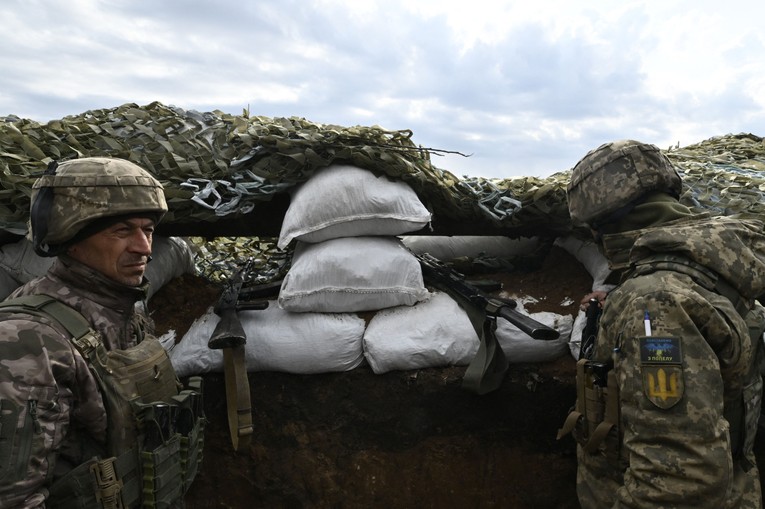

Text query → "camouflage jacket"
[578,216,765,509]
[0,255,153,509]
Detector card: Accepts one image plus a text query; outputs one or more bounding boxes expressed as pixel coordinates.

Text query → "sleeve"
[611,287,740,508]
[0,318,106,508]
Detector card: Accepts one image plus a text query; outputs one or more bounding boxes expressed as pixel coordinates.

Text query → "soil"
[147,245,765,508]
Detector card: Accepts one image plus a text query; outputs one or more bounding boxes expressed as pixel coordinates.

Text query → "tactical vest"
[0,295,204,509]
[558,254,765,469]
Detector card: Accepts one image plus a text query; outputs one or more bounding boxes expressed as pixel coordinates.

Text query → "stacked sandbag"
[167,302,367,377]
[168,164,573,378]
[276,164,432,313]
[400,235,541,262]
[362,291,479,374]
[276,164,488,373]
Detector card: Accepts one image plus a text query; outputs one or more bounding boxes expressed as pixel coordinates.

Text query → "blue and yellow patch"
[640,337,684,409]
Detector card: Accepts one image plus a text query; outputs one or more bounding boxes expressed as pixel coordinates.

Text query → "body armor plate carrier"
[0,295,204,509]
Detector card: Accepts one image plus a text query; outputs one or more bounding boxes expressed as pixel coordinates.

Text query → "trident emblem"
[647,368,680,401]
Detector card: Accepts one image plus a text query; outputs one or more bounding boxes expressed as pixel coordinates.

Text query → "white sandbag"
[362,291,479,374]
[168,301,366,377]
[279,236,430,313]
[553,235,615,292]
[400,235,540,261]
[496,310,573,363]
[277,164,431,249]
[0,236,195,299]
[145,237,197,298]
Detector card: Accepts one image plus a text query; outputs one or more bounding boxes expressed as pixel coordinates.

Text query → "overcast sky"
[1,1,763,179]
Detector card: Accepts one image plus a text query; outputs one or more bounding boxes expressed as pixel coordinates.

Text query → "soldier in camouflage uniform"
[0,158,197,508]
[560,140,765,508]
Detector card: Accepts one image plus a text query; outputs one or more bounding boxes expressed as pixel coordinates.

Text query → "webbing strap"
[583,370,619,454]
[557,359,589,440]
[0,294,92,340]
[462,318,509,395]
[633,254,753,317]
[223,346,253,452]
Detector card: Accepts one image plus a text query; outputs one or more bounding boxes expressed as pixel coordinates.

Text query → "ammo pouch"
[135,378,206,508]
[46,379,206,509]
[0,295,204,508]
[557,359,621,463]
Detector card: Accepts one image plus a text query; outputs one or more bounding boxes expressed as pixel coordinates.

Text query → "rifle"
[578,297,601,360]
[416,253,560,341]
[208,259,281,452]
[415,252,560,395]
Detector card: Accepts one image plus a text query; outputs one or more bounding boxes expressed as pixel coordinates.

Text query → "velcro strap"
[223,346,253,452]
[557,410,582,440]
[584,421,614,454]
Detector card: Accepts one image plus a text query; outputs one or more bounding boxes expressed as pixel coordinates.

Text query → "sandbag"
[495,310,573,363]
[553,235,614,292]
[168,301,366,377]
[144,237,197,297]
[362,291,479,374]
[277,164,432,249]
[400,235,540,261]
[278,236,430,313]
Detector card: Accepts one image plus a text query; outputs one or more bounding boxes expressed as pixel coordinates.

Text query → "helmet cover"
[30,157,168,255]
[567,140,682,227]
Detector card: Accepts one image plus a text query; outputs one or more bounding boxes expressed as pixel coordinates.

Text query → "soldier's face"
[67,217,155,286]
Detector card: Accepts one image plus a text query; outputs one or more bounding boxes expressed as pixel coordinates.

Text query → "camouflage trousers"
[576,445,762,509]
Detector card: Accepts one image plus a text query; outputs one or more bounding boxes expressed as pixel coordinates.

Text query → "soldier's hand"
[580,291,608,310]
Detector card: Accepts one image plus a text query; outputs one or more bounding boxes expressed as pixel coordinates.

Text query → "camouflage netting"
[2,102,764,281]
[0,101,523,237]
[666,133,765,219]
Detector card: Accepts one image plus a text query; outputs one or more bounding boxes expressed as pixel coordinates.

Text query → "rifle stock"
[209,307,248,349]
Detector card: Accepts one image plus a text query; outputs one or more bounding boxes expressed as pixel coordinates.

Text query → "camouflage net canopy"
[1,102,764,280]
[0,101,544,237]
[666,133,765,219]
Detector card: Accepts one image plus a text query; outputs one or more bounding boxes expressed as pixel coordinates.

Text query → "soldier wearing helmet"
[560,140,765,508]
[0,158,202,508]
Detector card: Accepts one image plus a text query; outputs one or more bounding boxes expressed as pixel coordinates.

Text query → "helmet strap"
[31,160,60,257]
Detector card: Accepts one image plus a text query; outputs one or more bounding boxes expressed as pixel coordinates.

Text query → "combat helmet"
[567,139,682,229]
[30,157,168,256]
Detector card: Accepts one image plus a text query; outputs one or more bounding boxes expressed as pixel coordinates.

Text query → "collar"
[52,254,149,310]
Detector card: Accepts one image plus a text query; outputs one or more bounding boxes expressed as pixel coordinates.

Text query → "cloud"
[1,0,763,178]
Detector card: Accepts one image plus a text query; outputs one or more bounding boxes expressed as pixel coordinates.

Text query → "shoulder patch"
[639,336,682,364]
[640,337,684,409]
